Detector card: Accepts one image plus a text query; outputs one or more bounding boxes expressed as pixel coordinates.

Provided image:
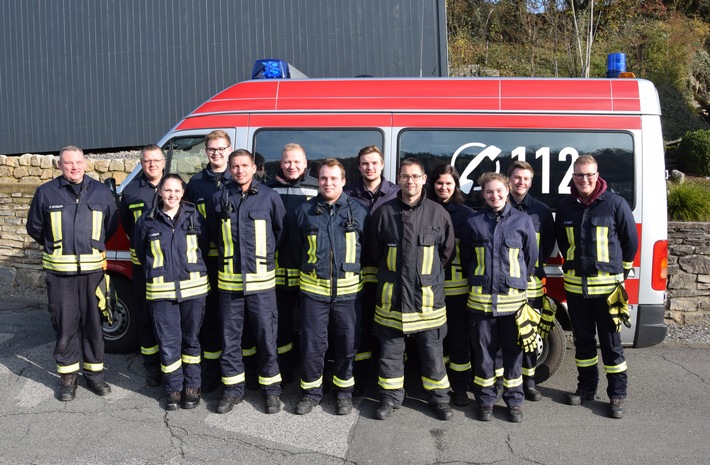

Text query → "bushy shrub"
[667,180,710,221]
[678,129,710,176]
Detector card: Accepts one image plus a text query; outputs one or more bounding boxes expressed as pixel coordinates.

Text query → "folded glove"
[538,295,558,340]
[96,274,114,325]
[515,303,540,353]
[607,283,630,332]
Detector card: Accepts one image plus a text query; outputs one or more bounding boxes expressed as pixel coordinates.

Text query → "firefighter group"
[26,130,637,422]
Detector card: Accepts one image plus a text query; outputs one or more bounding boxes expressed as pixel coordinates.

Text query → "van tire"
[534,318,566,384]
[103,274,139,353]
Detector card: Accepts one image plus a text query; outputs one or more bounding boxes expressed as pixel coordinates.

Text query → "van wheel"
[103,275,139,353]
[534,318,566,384]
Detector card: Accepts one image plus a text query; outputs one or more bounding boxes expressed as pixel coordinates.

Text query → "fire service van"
[103,59,669,382]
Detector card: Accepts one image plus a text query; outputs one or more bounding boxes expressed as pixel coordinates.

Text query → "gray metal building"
[1,0,448,155]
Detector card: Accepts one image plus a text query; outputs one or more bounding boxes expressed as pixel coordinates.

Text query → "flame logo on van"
[451,143,502,194]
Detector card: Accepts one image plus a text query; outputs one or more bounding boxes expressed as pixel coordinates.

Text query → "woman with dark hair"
[134,173,210,411]
[428,164,474,407]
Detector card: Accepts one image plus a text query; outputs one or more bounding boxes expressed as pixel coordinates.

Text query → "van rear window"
[398,130,634,210]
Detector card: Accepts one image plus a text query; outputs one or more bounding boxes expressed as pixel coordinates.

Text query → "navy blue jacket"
[344,176,399,213]
[120,173,160,264]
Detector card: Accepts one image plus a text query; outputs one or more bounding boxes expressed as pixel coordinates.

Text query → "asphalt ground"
[1,298,709,465]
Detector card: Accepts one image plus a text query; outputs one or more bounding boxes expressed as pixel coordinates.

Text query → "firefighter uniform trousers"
[46,272,106,383]
[444,293,471,394]
[300,295,361,401]
[567,293,627,398]
[470,313,523,407]
[274,286,299,378]
[149,297,206,394]
[377,324,450,406]
[352,279,377,390]
[219,291,282,398]
[132,264,159,371]
[200,258,223,384]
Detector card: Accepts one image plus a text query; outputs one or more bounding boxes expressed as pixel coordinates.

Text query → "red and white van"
[104,61,669,382]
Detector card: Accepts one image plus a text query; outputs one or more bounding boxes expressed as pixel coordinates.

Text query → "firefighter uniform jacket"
[367,192,455,334]
[509,193,555,301]
[267,172,319,288]
[27,174,119,274]
[133,203,210,302]
[461,203,538,316]
[207,180,286,294]
[441,201,475,297]
[186,166,232,258]
[120,173,160,265]
[555,187,638,297]
[294,193,368,302]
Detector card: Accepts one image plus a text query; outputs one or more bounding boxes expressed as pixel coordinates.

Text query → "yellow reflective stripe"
[474,247,485,275]
[306,234,317,264]
[522,366,536,377]
[57,362,80,374]
[197,203,207,218]
[503,376,523,388]
[345,231,356,263]
[604,361,628,374]
[563,271,623,295]
[259,373,283,386]
[42,251,106,272]
[362,266,378,283]
[379,282,394,312]
[141,345,159,356]
[535,231,542,267]
[83,362,104,372]
[254,219,267,274]
[242,346,257,357]
[443,354,450,364]
[421,286,435,312]
[495,367,504,378]
[203,350,222,360]
[333,375,355,388]
[445,240,467,295]
[92,210,103,241]
[449,361,471,372]
[526,276,544,299]
[622,261,633,269]
[150,239,163,269]
[130,248,141,265]
[378,376,404,390]
[50,211,62,243]
[565,227,576,261]
[186,234,198,264]
[509,248,520,278]
[221,219,234,271]
[146,275,209,300]
[277,342,293,355]
[596,226,609,263]
[301,376,323,390]
[300,271,363,297]
[374,305,446,333]
[473,375,496,387]
[355,351,372,362]
[182,354,201,364]
[222,372,246,385]
[162,359,182,373]
[421,245,434,275]
[576,356,599,368]
[467,288,526,314]
[386,246,397,271]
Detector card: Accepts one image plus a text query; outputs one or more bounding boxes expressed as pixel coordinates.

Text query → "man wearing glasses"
[367,158,455,421]
[555,154,637,419]
[186,130,233,393]
[119,144,166,386]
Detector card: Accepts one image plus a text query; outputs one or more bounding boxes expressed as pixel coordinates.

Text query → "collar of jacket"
[350,175,396,197]
[571,176,608,207]
[508,193,531,211]
[205,166,231,184]
[273,171,308,187]
[58,174,88,190]
[139,172,161,189]
[483,202,512,221]
[397,188,427,210]
[316,192,348,209]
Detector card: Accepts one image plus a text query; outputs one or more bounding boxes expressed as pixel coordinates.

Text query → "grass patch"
[668,178,710,221]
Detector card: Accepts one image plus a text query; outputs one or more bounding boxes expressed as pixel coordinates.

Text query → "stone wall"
[0,153,138,287]
[666,222,710,324]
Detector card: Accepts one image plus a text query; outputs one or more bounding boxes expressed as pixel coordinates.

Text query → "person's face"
[483,179,509,211]
[58,149,86,183]
[572,162,598,198]
[358,153,384,183]
[141,148,165,183]
[160,178,184,211]
[280,149,307,181]
[205,137,231,171]
[509,168,532,198]
[229,155,256,190]
[434,173,456,203]
[318,165,345,203]
[398,164,426,200]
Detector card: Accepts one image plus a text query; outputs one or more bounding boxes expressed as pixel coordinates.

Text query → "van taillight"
[651,240,668,291]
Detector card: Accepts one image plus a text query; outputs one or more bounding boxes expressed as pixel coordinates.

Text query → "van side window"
[162,136,208,183]
[253,129,384,183]
[398,130,634,211]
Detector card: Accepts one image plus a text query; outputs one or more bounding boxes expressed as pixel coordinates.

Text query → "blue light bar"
[251,59,290,79]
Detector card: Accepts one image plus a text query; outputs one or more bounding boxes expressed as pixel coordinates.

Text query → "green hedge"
[667,180,710,221]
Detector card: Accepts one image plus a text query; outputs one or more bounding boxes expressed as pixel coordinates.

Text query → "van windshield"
[399,130,634,210]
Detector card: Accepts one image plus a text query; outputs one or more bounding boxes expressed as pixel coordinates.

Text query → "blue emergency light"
[251,59,308,79]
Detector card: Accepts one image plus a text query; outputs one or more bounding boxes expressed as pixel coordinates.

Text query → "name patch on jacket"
[48,204,64,210]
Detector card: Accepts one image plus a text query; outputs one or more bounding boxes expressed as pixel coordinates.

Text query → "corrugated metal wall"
[0,0,447,154]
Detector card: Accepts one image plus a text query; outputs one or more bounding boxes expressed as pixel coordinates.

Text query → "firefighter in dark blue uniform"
[555,154,637,419]
[507,161,555,401]
[27,146,119,401]
[119,144,165,386]
[208,149,286,415]
[266,143,319,382]
[461,172,538,423]
[428,164,475,407]
[293,159,368,416]
[185,130,232,392]
[344,145,399,397]
[134,174,210,411]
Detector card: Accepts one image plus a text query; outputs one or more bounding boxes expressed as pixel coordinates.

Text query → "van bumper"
[634,304,667,348]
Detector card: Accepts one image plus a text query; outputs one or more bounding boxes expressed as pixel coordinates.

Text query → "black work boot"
[565,390,595,405]
[165,391,181,411]
[86,380,112,396]
[182,387,201,409]
[145,368,161,387]
[58,374,78,402]
[609,398,625,419]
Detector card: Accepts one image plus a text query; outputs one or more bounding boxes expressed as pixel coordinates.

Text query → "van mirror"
[104,177,117,196]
